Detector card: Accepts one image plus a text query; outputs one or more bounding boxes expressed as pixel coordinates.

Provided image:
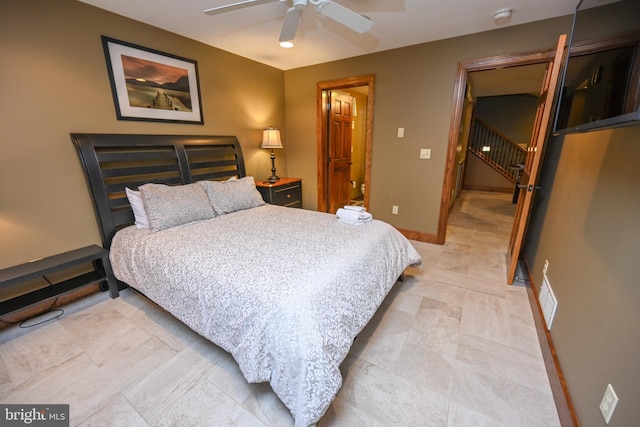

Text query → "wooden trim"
[438,62,468,244]
[570,30,640,55]
[438,46,561,245]
[317,75,375,212]
[459,48,560,71]
[316,85,328,212]
[522,260,579,427]
[396,228,439,244]
[364,81,375,210]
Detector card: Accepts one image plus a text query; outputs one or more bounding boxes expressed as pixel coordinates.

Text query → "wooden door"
[328,91,353,213]
[506,34,567,284]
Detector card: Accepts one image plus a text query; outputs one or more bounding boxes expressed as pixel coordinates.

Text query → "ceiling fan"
[204,0,374,46]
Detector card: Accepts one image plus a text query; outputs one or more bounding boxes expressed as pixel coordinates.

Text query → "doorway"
[437,48,560,245]
[317,75,375,213]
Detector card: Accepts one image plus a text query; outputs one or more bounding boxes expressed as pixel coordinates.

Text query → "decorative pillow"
[139,183,216,232]
[198,176,265,215]
[125,187,149,229]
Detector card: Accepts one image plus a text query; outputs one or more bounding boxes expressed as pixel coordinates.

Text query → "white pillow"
[139,183,216,232]
[198,176,265,215]
[125,187,149,229]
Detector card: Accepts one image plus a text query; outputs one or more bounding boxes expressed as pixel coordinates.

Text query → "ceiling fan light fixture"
[206,0,374,47]
[279,6,301,46]
[313,0,373,33]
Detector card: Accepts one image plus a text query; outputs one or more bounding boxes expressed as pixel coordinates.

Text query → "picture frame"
[101,36,204,124]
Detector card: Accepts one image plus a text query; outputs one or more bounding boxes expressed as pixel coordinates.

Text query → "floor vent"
[539,275,558,329]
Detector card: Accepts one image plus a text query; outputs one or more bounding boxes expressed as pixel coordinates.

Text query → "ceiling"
[80,0,577,71]
[468,63,548,98]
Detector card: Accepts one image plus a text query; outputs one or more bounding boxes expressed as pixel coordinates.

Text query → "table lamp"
[261,127,283,183]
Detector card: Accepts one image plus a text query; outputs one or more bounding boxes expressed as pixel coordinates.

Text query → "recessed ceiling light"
[280,41,294,48]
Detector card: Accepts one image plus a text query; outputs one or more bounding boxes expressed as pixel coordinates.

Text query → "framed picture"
[101,36,204,124]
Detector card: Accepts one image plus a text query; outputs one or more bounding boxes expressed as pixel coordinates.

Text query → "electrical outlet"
[419,149,431,159]
[392,205,398,215]
[543,259,549,276]
[599,384,619,424]
[397,128,404,138]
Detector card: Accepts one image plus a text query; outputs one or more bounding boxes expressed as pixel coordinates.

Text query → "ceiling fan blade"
[279,7,302,42]
[204,0,279,16]
[314,1,373,33]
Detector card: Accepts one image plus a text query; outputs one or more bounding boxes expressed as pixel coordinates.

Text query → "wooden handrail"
[468,118,527,183]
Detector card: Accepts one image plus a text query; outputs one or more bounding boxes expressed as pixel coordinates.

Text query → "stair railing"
[468,118,527,183]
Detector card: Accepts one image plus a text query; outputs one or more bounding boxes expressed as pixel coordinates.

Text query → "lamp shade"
[261,127,283,149]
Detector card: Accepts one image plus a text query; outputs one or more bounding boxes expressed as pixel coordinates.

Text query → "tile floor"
[0,191,560,426]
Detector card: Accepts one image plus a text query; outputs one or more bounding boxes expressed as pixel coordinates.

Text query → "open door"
[506,34,567,284]
[328,91,353,213]
[317,75,375,213]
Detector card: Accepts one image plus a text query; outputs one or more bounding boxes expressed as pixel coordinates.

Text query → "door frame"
[317,74,375,212]
[437,48,560,244]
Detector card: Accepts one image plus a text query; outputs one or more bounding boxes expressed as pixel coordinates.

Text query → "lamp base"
[267,149,280,184]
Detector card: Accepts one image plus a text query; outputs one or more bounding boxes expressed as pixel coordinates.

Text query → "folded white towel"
[343,205,366,212]
[336,208,373,225]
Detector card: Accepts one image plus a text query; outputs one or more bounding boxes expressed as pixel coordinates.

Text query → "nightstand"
[256,177,302,208]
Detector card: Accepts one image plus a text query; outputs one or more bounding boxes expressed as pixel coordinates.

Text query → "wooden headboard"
[71,133,247,248]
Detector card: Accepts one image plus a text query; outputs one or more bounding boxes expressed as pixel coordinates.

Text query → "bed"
[71,133,421,426]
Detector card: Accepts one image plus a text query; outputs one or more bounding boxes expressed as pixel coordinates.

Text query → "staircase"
[468,118,527,183]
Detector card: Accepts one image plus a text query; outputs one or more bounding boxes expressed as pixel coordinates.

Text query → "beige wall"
[0,0,285,268]
[524,127,640,426]
[463,154,513,192]
[475,94,539,145]
[283,17,571,235]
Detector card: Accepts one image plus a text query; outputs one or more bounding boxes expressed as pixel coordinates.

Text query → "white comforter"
[109,204,421,426]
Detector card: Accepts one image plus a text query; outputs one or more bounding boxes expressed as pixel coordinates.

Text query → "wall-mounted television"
[554,0,640,134]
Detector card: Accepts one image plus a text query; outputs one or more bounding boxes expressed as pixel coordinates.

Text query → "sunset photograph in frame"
[102,36,203,124]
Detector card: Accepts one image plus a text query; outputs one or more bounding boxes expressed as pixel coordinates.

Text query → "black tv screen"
[554,0,640,134]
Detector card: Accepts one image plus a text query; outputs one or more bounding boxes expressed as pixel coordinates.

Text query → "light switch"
[397,128,404,138]
[420,149,431,159]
